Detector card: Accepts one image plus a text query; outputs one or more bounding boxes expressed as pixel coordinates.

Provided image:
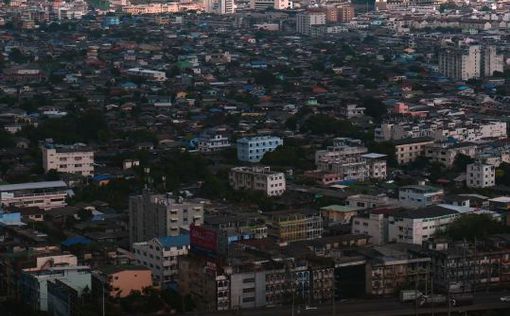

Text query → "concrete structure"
[132,234,190,287]
[250,0,288,10]
[42,144,94,176]
[345,194,398,209]
[94,265,152,298]
[0,181,69,210]
[20,266,92,312]
[229,166,286,197]
[466,162,495,188]
[388,206,459,245]
[129,192,204,244]
[398,185,444,208]
[205,0,234,14]
[394,137,434,165]
[296,11,326,36]
[424,143,478,167]
[320,205,361,225]
[268,211,323,242]
[438,44,481,81]
[126,68,167,81]
[352,212,388,245]
[483,46,504,77]
[198,134,231,153]
[236,136,283,163]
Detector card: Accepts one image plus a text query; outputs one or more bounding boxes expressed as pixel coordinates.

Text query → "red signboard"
[190,225,217,253]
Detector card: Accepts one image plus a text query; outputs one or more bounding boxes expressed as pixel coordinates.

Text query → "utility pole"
[102,283,105,316]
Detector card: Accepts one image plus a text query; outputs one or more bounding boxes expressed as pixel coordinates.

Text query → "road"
[196,291,510,316]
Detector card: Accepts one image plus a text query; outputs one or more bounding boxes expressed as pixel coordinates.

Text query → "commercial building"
[352,209,396,245]
[466,162,495,188]
[128,192,204,244]
[229,166,286,197]
[296,11,326,36]
[398,185,444,208]
[0,181,69,210]
[132,234,190,287]
[388,206,459,245]
[42,143,94,176]
[250,0,288,10]
[236,136,283,163]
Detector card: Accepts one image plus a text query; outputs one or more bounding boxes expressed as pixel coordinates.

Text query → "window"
[243,278,255,283]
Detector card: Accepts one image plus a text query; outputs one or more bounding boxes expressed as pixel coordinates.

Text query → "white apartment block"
[388,206,460,245]
[132,235,190,286]
[296,12,326,35]
[0,181,69,210]
[198,134,231,153]
[129,192,205,244]
[42,144,94,176]
[126,68,167,81]
[438,44,481,81]
[466,162,495,188]
[398,185,444,209]
[229,166,286,196]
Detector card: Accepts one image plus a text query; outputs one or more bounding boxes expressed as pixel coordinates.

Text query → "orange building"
[96,265,152,298]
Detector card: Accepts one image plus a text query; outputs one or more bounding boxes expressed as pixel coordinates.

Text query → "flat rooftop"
[0,181,67,192]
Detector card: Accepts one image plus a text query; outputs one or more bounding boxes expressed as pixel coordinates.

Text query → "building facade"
[466,162,495,188]
[236,136,283,163]
[0,181,69,210]
[229,166,286,196]
[42,144,94,176]
[129,192,204,244]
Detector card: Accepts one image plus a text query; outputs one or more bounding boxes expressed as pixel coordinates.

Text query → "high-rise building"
[337,5,355,23]
[128,192,205,245]
[438,44,481,81]
[296,11,326,35]
[205,0,235,14]
[483,46,504,77]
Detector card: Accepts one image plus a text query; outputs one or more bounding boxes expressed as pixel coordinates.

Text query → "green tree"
[436,214,510,241]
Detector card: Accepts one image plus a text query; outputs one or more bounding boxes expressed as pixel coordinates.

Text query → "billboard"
[190,225,218,256]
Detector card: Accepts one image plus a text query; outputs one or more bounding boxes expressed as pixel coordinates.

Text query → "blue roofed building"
[131,234,190,287]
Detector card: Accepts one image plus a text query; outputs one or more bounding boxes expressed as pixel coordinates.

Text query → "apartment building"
[438,44,481,81]
[0,181,69,210]
[398,185,444,208]
[250,0,288,10]
[42,144,94,176]
[483,46,504,77]
[197,134,231,153]
[229,166,286,197]
[20,266,92,312]
[394,137,434,165]
[425,143,478,167]
[237,136,283,163]
[128,192,205,244]
[132,234,190,287]
[126,67,167,81]
[388,206,459,245]
[268,211,323,243]
[352,212,389,245]
[466,162,495,188]
[205,0,234,14]
[296,11,326,36]
[93,265,152,298]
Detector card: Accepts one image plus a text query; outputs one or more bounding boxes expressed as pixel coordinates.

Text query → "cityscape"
[1,0,510,315]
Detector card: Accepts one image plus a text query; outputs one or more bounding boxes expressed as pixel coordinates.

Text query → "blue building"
[236,136,283,163]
